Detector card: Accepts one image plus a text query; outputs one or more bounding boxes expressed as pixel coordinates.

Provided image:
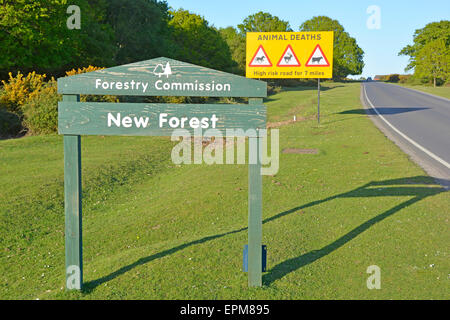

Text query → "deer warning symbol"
[305,44,330,67]
[277,45,301,67]
[249,45,272,67]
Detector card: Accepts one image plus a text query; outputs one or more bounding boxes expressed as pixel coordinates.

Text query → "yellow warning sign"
[246,32,334,79]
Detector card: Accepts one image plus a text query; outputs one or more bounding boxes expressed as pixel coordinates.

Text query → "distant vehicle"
[367,77,372,82]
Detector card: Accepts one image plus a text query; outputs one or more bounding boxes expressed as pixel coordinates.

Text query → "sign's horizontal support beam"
[58,102,266,136]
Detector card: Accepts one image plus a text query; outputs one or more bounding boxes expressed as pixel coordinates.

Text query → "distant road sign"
[246,32,334,79]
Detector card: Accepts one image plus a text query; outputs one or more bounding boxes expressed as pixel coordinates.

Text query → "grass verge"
[394,83,450,99]
[0,82,448,299]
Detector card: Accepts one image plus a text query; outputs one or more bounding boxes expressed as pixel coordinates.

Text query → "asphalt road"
[362,82,450,186]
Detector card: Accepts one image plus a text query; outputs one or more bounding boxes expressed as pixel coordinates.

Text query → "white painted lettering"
[189,117,200,129]
[134,116,149,128]
[122,116,132,128]
[210,114,218,128]
[169,117,180,128]
[108,113,121,127]
[159,113,168,127]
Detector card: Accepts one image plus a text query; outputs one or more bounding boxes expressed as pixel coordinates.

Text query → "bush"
[406,75,446,86]
[0,66,120,137]
[0,72,47,113]
[267,85,282,96]
[435,78,445,86]
[405,75,423,85]
[398,75,411,84]
[65,65,105,77]
[387,74,400,83]
[0,107,22,137]
[21,80,60,135]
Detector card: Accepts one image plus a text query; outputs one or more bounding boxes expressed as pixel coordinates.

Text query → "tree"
[0,0,116,78]
[387,74,400,83]
[168,9,235,72]
[221,12,291,75]
[219,27,246,74]
[399,21,450,72]
[164,62,172,77]
[238,11,292,33]
[153,64,164,76]
[299,16,364,79]
[105,0,174,65]
[414,39,449,87]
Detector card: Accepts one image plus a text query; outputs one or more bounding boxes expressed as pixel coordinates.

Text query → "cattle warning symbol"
[305,44,330,67]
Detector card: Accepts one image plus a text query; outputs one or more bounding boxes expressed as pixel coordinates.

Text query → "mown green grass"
[394,83,450,99]
[0,82,448,299]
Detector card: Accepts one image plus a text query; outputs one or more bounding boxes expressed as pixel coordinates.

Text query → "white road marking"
[363,84,450,170]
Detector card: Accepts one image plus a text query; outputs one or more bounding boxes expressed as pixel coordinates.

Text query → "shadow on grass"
[264,85,344,103]
[82,227,247,293]
[339,107,429,115]
[263,176,445,285]
[83,176,446,292]
[325,107,430,126]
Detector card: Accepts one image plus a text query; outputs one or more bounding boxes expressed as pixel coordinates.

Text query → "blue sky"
[167,0,450,78]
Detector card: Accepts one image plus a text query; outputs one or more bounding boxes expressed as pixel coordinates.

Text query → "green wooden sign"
[59,57,267,291]
[58,102,265,136]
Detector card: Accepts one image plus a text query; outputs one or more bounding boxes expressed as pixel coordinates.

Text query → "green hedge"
[0,107,22,137]
[21,81,60,135]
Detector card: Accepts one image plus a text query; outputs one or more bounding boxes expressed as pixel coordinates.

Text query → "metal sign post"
[318,78,321,124]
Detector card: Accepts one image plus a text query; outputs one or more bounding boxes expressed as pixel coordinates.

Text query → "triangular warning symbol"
[249,45,272,67]
[277,45,301,67]
[305,44,330,67]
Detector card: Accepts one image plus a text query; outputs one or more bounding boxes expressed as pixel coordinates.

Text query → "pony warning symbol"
[277,45,301,67]
[305,45,330,67]
[246,31,334,78]
[249,45,272,67]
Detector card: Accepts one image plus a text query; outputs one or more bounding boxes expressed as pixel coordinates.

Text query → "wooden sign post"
[58,57,267,289]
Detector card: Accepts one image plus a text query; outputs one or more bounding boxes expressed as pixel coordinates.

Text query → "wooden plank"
[63,95,83,290]
[57,57,267,98]
[247,98,263,287]
[58,102,266,136]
